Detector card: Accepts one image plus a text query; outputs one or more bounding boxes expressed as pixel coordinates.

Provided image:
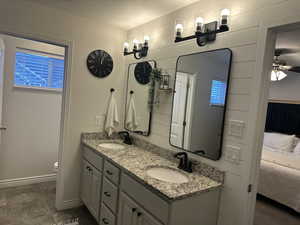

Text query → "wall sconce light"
[175,9,230,46]
[123,36,149,60]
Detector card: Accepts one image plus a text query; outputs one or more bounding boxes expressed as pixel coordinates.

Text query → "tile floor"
[1,182,299,225]
[254,195,300,225]
[0,181,98,225]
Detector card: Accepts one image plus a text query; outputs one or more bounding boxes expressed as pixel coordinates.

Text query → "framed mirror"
[170,49,232,160]
[124,60,156,136]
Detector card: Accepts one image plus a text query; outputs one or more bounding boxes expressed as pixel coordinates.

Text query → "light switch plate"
[224,145,241,164]
[229,120,245,137]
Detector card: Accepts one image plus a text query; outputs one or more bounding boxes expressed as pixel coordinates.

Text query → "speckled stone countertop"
[81,133,224,201]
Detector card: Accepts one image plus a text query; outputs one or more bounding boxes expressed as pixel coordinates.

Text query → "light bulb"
[133,39,139,50]
[175,24,183,38]
[144,35,150,46]
[195,17,204,32]
[123,42,129,53]
[220,8,231,27]
[221,8,231,16]
[271,70,287,81]
[144,35,150,42]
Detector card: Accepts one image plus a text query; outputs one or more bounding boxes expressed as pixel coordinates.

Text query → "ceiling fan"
[271,49,300,81]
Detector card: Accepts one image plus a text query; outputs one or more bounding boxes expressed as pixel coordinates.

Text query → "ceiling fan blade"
[275,48,300,55]
[288,66,300,73]
[279,65,292,70]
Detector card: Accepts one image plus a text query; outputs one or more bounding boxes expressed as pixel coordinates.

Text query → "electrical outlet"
[229,120,245,138]
[224,145,241,164]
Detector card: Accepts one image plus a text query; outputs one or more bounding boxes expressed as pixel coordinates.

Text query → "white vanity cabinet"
[81,145,221,225]
[119,192,163,225]
[81,159,102,219]
[81,147,104,220]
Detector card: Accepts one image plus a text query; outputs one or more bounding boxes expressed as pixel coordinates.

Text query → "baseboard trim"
[58,199,82,210]
[0,173,57,189]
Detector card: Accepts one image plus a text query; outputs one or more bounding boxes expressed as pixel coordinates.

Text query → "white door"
[0,38,5,144]
[170,72,188,148]
[0,35,64,181]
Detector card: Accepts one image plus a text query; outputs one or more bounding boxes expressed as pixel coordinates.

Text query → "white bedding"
[258,146,300,212]
[261,145,300,170]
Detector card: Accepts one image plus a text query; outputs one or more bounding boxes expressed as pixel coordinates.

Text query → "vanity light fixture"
[123,36,149,60]
[175,9,230,46]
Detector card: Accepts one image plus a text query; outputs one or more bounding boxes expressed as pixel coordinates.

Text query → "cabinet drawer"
[121,173,169,224]
[102,177,118,213]
[104,160,120,185]
[83,146,103,171]
[99,204,116,225]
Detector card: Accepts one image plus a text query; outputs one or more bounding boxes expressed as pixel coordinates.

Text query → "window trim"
[13,85,63,93]
[14,48,65,91]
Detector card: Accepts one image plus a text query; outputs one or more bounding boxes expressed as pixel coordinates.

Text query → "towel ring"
[110,88,115,92]
[130,91,134,95]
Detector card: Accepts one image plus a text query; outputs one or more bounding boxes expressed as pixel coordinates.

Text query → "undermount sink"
[98,143,125,150]
[146,166,189,184]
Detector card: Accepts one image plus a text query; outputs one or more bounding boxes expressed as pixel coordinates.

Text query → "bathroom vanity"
[80,133,224,225]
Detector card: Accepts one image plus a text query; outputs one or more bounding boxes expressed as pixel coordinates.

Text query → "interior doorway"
[253,28,300,225]
[0,34,66,189]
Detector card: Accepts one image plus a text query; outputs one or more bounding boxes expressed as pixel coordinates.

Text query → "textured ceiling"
[21,0,200,30]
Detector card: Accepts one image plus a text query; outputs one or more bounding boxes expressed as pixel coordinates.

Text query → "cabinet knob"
[137,212,142,217]
[132,208,137,212]
[102,218,109,224]
[104,191,111,197]
[106,170,113,175]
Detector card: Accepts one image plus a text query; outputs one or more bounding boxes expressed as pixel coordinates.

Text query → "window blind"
[210,80,227,106]
[14,51,64,89]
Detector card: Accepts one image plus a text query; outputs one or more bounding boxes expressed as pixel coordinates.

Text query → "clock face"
[134,62,153,85]
[87,50,113,78]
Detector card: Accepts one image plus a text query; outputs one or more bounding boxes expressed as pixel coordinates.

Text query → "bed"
[258,102,300,213]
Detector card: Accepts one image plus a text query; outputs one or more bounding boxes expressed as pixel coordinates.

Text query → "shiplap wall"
[125,0,300,224]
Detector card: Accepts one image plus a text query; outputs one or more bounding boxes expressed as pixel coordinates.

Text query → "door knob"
[0,126,7,130]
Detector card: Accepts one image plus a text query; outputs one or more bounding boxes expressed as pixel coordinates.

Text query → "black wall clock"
[87,50,113,78]
[134,61,153,85]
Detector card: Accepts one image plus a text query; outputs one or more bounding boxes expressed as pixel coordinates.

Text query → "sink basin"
[146,167,189,184]
[98,143,125,150]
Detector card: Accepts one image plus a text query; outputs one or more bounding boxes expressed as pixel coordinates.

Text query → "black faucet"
[174,152,193,173]
[118,131,132,145]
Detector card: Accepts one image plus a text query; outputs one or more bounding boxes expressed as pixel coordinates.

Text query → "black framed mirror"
[124,60,156,136]
[169,49,232,160]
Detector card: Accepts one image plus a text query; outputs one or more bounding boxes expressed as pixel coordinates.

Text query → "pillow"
[294,141,300,154]
[263,132,295,152]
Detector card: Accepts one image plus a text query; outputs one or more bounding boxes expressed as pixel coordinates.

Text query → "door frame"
[245,16,300,225]
[0,29,73,210]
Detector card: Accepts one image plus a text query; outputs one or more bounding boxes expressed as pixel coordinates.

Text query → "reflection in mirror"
[170,49,232,160]
[125,61,156,136]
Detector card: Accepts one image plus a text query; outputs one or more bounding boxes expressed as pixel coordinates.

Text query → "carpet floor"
[254,195,300,225]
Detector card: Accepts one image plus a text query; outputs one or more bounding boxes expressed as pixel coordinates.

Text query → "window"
[14,49,65,90]
[210,80,227,106]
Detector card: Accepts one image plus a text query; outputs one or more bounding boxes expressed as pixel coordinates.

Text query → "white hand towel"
[126,95,138,131]
[105,93,119,136]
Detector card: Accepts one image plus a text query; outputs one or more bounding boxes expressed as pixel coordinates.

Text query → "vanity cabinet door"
[136,208,164,225]
[118,193,139,225]
[81,160,92,206]
[90,167,102,220]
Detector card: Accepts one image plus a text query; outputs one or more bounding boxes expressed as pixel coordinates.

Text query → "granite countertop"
[81,134,223,201]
